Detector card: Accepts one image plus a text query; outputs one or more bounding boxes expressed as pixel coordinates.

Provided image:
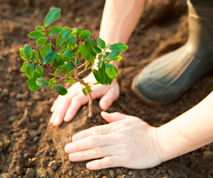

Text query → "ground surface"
[1,0,213,177]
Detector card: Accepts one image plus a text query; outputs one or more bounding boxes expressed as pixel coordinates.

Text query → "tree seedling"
[19,8,128,117]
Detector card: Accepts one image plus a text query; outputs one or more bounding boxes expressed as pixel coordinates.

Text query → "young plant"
[19,8,128,118]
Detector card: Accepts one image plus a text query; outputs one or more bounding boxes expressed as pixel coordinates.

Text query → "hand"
[64,112,162,170]
[50,73,120,126]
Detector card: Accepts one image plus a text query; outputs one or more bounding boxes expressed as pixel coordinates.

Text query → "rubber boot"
[132,0,213,105]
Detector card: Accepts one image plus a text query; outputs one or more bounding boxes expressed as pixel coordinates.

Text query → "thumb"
[101,111,126,123]
[99,88,119,111]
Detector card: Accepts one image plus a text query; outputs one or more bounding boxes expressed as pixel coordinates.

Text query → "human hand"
[50,73,120,126]
[64,112,162,170]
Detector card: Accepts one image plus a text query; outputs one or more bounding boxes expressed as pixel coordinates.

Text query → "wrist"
[148,126,164,164]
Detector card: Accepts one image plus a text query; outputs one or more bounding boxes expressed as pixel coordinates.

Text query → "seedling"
[19,8,128,117]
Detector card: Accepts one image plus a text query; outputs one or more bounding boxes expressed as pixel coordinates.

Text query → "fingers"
[50,95,72,126]
[99,87,119,110]
[64,94,89,122]
[72,124,112,141]
[50,99,57,112]
[86,155,122,170]
[68,145,121,162]
[65,134,115,153]
[101,111,126,123]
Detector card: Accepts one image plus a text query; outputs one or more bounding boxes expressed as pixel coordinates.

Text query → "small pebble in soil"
[16,165,23,175]
[109,170,115,178]
[9,116,15,122]
[1,88,9,97]
[116,168,123,175]
[23,152,32,160]
[3,138,11,149]
[33,136,39,143]
[41,158,49,167]
[23,168,35,178]
[101,169,108,175]
[36,167,48,177]
[48,160,61,171]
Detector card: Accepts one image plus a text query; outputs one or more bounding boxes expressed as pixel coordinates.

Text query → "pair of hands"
[50,73,162,170]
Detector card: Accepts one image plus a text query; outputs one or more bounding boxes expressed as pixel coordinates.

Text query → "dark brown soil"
[1,0,213,177]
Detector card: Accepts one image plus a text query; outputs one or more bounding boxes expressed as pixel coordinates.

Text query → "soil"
[1,0,213,177]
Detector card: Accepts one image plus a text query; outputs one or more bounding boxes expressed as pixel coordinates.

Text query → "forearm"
[100,0,145,68]
[156,91,213,162]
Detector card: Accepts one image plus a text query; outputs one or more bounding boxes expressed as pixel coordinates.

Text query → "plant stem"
[77,65,94,76]
[87,91,93,118]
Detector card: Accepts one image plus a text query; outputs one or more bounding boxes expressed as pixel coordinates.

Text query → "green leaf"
[106,50,119,59]
[20,48,27,61]
[36,26,45,31]
[82,88,87,96]
[62,41,68,50]
[32,50,39,62]
[85,86,92,93]
[36,37,48,46]
[105,52,110,56]
[43,51,57,65]
[69,79,75,85]
[56,29,70,48]
[62,49,73,62]
[95,62,113,85]
[61,62,75,73]
[54,68,61,76]
[76,27,82,36]
[98,60,103,69]
[80,45,96,61]
[108,43,128,52]
[85,62,90,69]
[79,30,90,40]
[92,46,102,54]
[26,63,34,79]
[76,57,80,64]
[52,54,64,68]
[23,44,32,60]
[109,56,122,62]
[97,37,106,49]
[28,71,42,91]
[69,33,76,47]
[105,62,118,79]
[44,8,61,27]
[48,26,63,36]
[20,61,29,72]
[61,48,69,55]
[49,78,56,84]
[55,84,67,95]
[28,31,45,39]
[64,78,70,82]
[92,69,102,84]
[40,43,52,59]
[36,78,49,86]
[85,38,97,56]
[36,64,43,74]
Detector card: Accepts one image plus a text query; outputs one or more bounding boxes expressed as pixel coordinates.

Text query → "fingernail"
[53,121,58,126]
[87,162,93,169]
[64,145,69,153]
[64,115,70,122]
[69,153,76,161]
[50,118,53,123]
